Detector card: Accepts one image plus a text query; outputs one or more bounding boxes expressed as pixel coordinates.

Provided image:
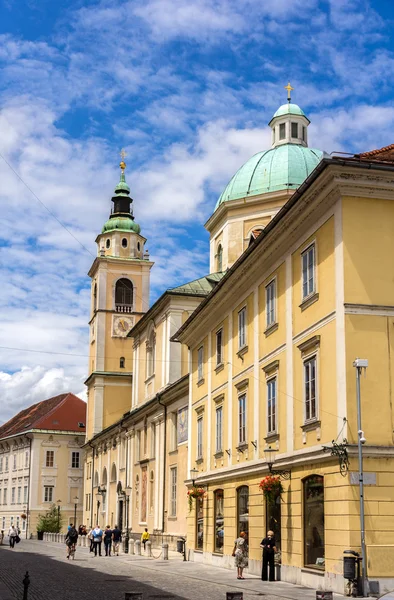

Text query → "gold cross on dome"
[285,82,294,101]
[119,148,127,172]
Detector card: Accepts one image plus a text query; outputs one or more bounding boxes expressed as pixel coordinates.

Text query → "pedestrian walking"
[141,528,150,552]
[260,530,277,581]
[88,527,94,552]
[92,525,103,556]
[112,524,122,556]
[0,530,4,545]
[232,531,248,579]
[104,526,112,556]
[8,525,17,548]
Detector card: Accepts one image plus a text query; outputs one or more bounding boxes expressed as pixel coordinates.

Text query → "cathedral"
[84,87,394,595]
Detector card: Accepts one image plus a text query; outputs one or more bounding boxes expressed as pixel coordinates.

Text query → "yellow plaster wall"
[344,314,394,446]
[342,197,394,306]
[103,383,132,430]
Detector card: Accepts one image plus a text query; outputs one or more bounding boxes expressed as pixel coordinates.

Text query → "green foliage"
[36,504,63,533]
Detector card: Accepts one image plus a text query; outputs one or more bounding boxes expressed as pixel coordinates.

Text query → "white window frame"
[216,328,223,366]
[45,450,54,468]
[238,393,247,445]
[215,405,223,453]
[0,457,3,472]
[267,378,277,435]
[301,243,316,301]
[170,466,177,517]
[25,452,29,468]
[17,486,21,504]
[11,487,15,504]
[5,456,8,471]
[238,307,247,349]
[265,278,276,328]
[304,354,318,423]
[13,454,17,470]
[197,346,204,382]
[3,489,7,505]
[197,417,203,460]
[71,452,80,469]
[44,486,53,503]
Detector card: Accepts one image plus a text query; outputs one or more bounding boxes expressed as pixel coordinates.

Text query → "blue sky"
[1,0,394,422]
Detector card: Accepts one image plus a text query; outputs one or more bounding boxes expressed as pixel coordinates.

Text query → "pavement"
[0,539,348,600]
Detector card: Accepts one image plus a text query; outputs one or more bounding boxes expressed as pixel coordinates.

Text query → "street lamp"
[264,446,291,480]
[56,499,62,532]
[73,496,79,528]
[190,468,199,486]
[353,358,368,596]
[124,486,132,554]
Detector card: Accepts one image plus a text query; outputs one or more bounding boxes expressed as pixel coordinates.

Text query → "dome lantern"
[268,83,310,149]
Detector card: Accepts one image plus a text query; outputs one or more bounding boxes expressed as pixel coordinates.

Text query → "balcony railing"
[116,304,133,313]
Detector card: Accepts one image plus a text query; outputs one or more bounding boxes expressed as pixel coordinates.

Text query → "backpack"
[68,527,78,541]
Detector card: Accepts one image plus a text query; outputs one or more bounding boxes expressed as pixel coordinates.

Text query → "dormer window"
[279,123,286,140]
[291,122,298,138]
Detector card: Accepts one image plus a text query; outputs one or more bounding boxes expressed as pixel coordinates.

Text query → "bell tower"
[86,153,153,439]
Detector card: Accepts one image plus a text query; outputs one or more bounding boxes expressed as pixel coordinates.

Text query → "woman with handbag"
[232,531,248,579]
[8,525,17,548]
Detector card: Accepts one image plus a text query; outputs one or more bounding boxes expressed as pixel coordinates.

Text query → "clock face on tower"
[112,315,134,337]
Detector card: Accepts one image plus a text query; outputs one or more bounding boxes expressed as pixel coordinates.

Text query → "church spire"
[101,150,141,235]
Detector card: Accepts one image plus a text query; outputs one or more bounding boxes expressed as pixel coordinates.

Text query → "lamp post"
[95,486,106,525]
[264,446,291,479]
[73,496,79,528]
[123,486,132,554]
[56,499,62,532]
[353,358,368,596]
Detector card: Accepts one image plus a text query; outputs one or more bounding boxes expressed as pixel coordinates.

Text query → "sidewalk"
[45,540,348,600]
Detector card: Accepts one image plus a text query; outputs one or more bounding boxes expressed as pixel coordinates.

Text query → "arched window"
[93,283,97,311]
[122,238,128,248]
[106,239,110,249]
[216,244,223,272]
[115,278,133,312]
[214,489,224,553]
[237,486,249,535]
[111,463,117,483]
[146,330,156,378]
[93,471,99,488]
[196,496,204,550]
[303,475,325,569]
[120,357,125,369]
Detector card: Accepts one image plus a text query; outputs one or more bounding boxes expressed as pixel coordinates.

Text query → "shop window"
[303,475,325,570]
[196,496,204,550]
[237,486,249,535]
[214,489,224,553]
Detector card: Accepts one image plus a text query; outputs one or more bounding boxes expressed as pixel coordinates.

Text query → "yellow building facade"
[84,97,394,594]
[175,143,394,593]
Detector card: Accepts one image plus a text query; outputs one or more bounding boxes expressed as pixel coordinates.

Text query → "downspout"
[88,441,95,527]
[157,394,167,533]
[26,436,32,539]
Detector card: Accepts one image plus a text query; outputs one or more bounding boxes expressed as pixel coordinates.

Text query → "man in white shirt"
[8,525,17,548]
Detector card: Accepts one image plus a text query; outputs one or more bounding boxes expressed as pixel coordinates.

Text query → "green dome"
[102,216,141,234]
[215,144,324,210]
[271,103,307,120]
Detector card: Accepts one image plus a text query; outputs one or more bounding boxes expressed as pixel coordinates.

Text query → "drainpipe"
[26,436,32,539]
[158,394,167,534]
[88,441,95,527]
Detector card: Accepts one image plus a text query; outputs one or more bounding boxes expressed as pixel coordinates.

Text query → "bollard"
[146,540,152,557]
[23,571,30,600]
[162,543,169,560]
[129,539,134,555]
[135,540,141,555]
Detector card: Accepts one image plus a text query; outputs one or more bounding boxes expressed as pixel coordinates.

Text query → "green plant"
[36,504,63,533]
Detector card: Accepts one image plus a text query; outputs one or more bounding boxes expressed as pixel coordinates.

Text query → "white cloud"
[0,367,86,426]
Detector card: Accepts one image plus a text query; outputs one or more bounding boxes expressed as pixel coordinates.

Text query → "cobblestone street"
[0,540,346,600]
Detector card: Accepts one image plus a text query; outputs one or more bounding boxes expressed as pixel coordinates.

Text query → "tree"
[36,504,63,533]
